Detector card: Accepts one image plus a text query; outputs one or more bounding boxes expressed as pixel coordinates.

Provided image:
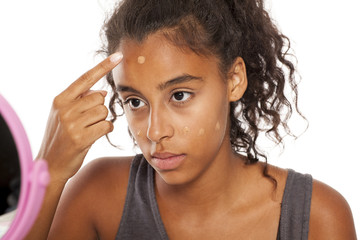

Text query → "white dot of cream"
[215,122,220,131]
[183,126,190,134]
[198,128,205,136]
[137,56,146,64]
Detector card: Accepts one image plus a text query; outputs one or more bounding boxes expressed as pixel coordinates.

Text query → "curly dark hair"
[99,0,305,185]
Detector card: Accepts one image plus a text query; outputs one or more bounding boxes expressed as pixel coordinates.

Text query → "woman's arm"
[24,52,123,240]
[309,179,357,239]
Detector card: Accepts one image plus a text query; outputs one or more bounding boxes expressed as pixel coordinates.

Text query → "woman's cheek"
[179,119,222,140]
[130,124,146,141]
[125,112,144,141]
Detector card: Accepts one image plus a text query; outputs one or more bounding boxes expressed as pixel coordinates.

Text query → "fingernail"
[110,52,123,63]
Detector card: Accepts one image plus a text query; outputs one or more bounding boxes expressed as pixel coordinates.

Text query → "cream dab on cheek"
[198,128,205,136]
[136,130,142,136]
[137,56,146,64]
[215,121,220,131]
[183,126,190,135]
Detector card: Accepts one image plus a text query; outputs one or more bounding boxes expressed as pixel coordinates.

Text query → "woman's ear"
[227,57,248,102]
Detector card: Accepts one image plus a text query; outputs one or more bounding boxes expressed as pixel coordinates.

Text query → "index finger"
[65,52,123,99]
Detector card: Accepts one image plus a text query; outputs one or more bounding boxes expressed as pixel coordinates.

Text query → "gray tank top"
[115,155,312,240]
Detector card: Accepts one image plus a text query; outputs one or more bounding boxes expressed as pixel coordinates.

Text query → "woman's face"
[113,33,237,185]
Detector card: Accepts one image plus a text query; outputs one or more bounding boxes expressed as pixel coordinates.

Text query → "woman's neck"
[154,148,250,215]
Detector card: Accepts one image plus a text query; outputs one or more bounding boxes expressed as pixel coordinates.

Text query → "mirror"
[0,94,50,240]
[0,113,20,236]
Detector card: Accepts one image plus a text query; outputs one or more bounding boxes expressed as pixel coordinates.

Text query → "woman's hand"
[36,52,123,183]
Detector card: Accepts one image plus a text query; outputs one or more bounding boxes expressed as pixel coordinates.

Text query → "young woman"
[26,0,357,239]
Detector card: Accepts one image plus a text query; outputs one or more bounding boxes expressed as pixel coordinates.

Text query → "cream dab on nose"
[137,56,146,64]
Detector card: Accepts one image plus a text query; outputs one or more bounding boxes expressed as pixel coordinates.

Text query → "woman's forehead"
[113,34,221,88]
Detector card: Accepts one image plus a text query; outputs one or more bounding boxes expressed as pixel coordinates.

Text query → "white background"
[0,0,359,233]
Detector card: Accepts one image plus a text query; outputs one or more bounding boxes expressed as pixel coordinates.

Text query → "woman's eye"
[124,98,145,110]
[171,92,191,102]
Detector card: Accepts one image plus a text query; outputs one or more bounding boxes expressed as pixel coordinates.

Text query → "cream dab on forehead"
[137,56,146,64]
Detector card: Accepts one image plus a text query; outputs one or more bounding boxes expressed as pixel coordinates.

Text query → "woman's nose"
[146,107,174,143]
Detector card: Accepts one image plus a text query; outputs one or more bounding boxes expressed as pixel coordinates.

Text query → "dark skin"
[27,33,357,239]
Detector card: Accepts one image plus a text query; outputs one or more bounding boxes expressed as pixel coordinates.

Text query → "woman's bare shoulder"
[263,165,356,239]
[69,155,135,195]
[50,155,135,239]
[308,179,357,239]
[80,155,134,183]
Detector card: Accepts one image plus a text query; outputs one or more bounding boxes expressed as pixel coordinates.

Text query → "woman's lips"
[151,153,186,171]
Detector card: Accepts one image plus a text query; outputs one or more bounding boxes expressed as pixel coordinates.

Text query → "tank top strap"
[115,154,169,240]
[277,169,313,240]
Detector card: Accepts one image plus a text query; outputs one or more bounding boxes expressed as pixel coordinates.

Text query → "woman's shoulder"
[75,155,135,206]
[71,155,135,196]
[265,164,356,239]
[51,155,136,239]
[80,155,134,183]
[308,179,357,239]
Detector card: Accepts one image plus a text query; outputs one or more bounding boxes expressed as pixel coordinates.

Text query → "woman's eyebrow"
[158,74,203,91]
[116,74,203,94]
[116,85,142,95]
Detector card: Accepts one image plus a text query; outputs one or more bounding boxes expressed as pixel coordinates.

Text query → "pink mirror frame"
[0,94,50,240]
